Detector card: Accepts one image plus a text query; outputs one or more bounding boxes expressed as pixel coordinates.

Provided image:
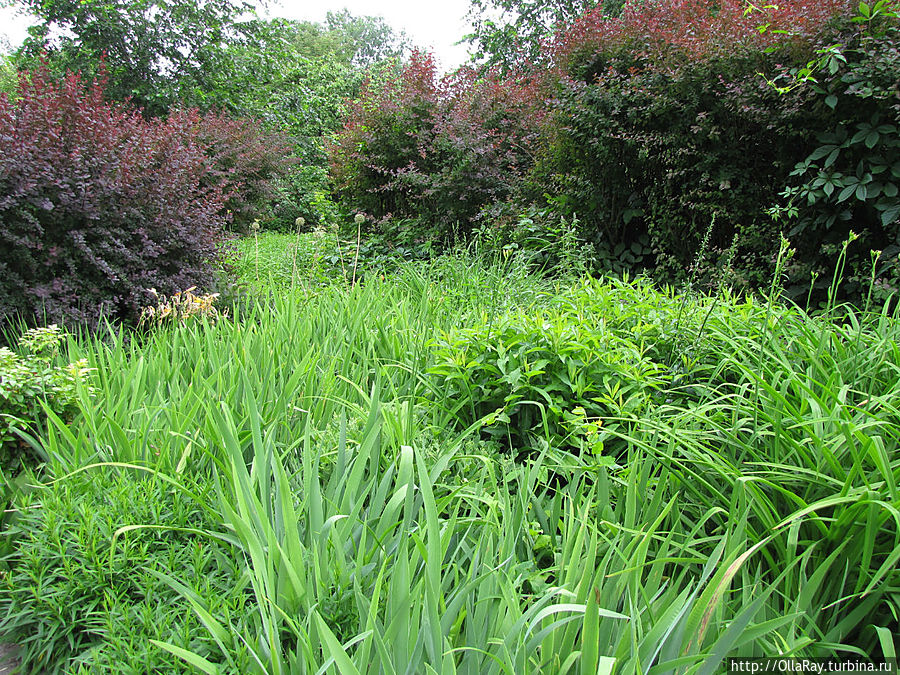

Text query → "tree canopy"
[10,0,261,115]
[464,0,623,70]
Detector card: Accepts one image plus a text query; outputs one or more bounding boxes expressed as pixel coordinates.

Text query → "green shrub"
[538,47,823,291]
[0,55,16,98]
[0,470,254,674]
[0,325,94,470]
[428,277,727,453]
[474,201,597,275]
[428,274,809,454]
[536,0,900,304]
[774,24,900,303]
[269,164,341,231]
[429,307,665,453]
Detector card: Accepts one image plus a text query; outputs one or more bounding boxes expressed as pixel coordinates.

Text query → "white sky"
[0,0,476,70]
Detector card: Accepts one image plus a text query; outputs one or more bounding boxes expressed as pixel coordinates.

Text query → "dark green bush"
[535,0,899,304]
[775,24,900,304]
[472,201,598,275]
[539,53,821,289]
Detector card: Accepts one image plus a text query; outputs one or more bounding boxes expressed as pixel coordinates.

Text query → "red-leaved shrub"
[328,51,544,242]
[167,109,295,231]
[554,0,856,78]
[0,67,227,328]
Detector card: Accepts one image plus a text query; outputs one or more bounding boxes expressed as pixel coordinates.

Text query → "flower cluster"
[139,287,225,328]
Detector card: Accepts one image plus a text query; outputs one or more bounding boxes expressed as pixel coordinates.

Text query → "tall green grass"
[1,241,898,673]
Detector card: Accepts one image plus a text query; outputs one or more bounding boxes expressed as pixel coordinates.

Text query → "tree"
[0,54,16,97]
[464,0,622,70]
[323,9,410,67]
[189,13,409,228]
[8,0,262,116]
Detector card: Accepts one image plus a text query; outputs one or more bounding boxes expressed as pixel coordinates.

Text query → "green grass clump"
[1,470,254,674]
[221,230,343,293]
[1,240,898,672]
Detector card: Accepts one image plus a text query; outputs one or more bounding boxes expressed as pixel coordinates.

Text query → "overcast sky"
[0,0,476,70]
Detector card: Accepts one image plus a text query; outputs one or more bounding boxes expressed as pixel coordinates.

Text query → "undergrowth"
[1,237,897,673]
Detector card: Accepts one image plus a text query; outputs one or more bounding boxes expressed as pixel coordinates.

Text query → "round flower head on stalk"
[250,219,261,232]
[354,213,365,225]
[290,216,307,290]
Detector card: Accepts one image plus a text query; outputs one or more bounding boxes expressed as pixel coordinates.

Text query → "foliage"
[329,51,543,246]
[221,229,345,292]
[532,0,900,302]
[3,250,898,670]
[0,66,228,328]
[428,275,792,453]
[268,165,340,231]
[474,201,597,274]
[773,23,900,303]
[0,470,254,674]
[0,325,93,470]
[9,0,261,116]
[0,53,16,97]
[464,0,604,70]
[551,0,856,78]
[429,286,668,453]
[539,50,818,289]
[322,9,410,67]
[194,15,408,230]
[199,14,407,136]
[166,108,295,231]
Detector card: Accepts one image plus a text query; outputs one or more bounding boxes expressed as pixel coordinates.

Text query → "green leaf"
[314,612,362,675]
[809,145,836,161]
[852,127,871,144]
[581,588,600,675]
[866,131,881,149]
[880,204,900,225]
[838,184,857,202]
[150,641,222,675]
[874,626,896,659]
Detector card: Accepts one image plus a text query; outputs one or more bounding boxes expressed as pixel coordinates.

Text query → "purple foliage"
[0,67,227,328]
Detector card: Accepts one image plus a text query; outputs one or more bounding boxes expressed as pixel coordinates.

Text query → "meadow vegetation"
[1,0,899,671]
[0,235,898,672]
